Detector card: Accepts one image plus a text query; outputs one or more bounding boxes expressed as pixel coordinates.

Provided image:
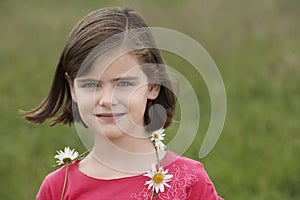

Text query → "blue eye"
[84,82,98,88]
[117,81,132,87]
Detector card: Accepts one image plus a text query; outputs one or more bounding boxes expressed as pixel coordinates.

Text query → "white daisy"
[54,146,79,165]
[144,163,173,194]
[150,128,166,150]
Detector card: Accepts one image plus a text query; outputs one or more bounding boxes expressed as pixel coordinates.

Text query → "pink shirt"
[36,151,223,200]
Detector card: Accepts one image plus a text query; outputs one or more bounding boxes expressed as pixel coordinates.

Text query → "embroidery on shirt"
[131,163,200,200]
[130,188,152,200]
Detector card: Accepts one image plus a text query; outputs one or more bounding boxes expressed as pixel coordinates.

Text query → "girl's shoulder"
[164,151,209,187]
[45,160,79,182]
[165,151,205,171]
[36,161,79,199]
[164,151,223,200]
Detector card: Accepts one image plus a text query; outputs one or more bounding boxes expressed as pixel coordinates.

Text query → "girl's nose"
[98,87,117,107]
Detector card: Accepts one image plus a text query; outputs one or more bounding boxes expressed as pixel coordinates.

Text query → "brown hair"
[21,7,176,132]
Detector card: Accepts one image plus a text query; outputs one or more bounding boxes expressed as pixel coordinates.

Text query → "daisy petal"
[54,146,79,166]
[144,163,173,195]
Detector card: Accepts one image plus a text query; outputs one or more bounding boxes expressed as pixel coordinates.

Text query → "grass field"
[1,0,300,199]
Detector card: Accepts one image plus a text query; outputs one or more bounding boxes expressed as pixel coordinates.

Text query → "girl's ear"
[147,84,160,100]
[65,73,77,103]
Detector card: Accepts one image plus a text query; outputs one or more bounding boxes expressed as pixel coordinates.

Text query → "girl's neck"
[89,130,165,174]
[93,127,155,153]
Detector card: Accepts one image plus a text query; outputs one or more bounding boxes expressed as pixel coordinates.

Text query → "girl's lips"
[96,113,125,123]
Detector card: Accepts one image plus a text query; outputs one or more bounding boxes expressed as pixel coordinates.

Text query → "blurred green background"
[1,0,299,199]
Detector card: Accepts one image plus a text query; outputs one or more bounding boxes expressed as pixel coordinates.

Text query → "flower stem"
[60,163,69,200]
[155,148,161,168]
[78,148,92,160]
[150,189,154,200]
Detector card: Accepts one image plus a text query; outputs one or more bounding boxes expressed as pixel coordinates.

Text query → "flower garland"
[53,128,172,200]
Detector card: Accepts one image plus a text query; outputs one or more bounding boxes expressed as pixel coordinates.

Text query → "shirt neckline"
[73,150,176,182]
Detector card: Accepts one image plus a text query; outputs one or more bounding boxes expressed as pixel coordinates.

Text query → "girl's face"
[70,53,160,139]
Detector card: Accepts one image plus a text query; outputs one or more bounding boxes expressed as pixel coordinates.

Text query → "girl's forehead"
[78,53,144,80]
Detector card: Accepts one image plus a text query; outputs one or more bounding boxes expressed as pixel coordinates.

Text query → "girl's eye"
[116,81,132,87]
[84,82,98,88]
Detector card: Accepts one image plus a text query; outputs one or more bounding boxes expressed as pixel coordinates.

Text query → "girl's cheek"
[76,97,96,113]
[113,89,134,105]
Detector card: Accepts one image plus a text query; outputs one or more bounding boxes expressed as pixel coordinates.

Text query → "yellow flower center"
[63,157,72,164]
[153,173,164,184]
[154,134,159,139]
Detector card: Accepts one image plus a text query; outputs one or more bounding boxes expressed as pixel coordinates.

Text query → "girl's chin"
[91,126,127,139]
[84,118,146,139]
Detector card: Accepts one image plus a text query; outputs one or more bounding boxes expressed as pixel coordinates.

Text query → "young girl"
[23,7,223,200]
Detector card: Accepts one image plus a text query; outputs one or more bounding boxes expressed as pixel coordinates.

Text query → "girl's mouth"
[96,113,125,123]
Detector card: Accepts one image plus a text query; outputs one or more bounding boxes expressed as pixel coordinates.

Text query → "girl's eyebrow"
[76,76,139,83]
[111,76,139,82]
